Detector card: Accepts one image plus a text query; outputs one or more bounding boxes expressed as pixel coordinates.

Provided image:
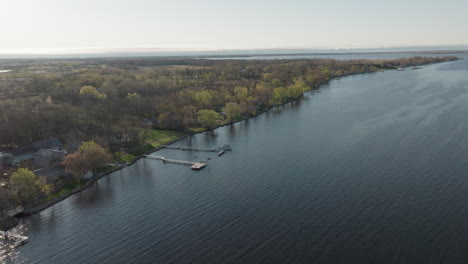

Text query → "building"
[0,152,15,170]
[31,137,63,151]
[9,146,36,165]
[33,149,67,168]
[2,137,64,166]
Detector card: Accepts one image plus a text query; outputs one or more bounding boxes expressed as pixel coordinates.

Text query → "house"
[35,167,72,186]
[33,149,67,168]
[9,146,36,165]
[31,137,63,151]
[64,140,82,153]
[0,152,15,170]
[3,137,64,166]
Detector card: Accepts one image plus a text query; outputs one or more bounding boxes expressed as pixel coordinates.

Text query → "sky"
[1,0,468,54]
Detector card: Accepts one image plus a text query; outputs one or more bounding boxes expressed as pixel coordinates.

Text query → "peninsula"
[0,55,458,230]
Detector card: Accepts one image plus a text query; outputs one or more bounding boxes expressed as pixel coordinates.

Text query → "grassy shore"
[113,129,191,163]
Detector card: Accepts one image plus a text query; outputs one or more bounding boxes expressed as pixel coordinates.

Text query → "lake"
[206,52,452,60]
[2,53,468,263]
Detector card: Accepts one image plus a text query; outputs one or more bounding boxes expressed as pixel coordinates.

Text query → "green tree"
[127,92,141,99]
[287,80,309,98]
[270,87,287,105]
[223,102,241,121]
[10,168,50,203]
[197,109,222,131]
[79,85,106,99]
[254,82,272,105]
[233,86,249,103]
[193,90,213,108]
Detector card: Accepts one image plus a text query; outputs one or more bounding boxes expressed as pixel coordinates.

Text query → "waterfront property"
[0,152,14,170]
[0,137,64,167]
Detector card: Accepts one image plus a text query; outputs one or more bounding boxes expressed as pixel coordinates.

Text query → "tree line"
[0,56,457,146]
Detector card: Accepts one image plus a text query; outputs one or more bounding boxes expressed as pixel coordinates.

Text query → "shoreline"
[19,134,193,216]
[8,58,459,228]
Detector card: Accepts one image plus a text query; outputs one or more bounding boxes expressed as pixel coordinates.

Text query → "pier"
[161,144,231,153]
[145,155,207,170]
[0,230,28,247]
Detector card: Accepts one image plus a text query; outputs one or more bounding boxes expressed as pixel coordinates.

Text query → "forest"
[0,56,457,147]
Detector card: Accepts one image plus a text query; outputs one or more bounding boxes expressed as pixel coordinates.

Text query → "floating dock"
[145,155,207,170]
[0,230,28,247]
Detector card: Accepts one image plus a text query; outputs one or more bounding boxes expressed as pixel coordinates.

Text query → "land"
[0,55,458,230]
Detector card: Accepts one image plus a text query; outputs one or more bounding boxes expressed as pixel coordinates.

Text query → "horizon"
[1,44,468,59]
[2,0,468,57]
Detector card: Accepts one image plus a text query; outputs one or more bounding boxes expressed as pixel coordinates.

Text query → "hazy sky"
[1,0,468,54]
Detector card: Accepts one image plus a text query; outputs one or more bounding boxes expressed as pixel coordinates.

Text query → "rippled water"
[2,54,468,263]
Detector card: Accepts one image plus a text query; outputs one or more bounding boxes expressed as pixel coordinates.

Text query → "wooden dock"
[0,230,28,247]
[161,144,231,153]
[162,145,218,152]
[145,155,207,170]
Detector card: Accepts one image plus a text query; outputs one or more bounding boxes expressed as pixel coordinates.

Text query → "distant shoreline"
[1,48,467,60]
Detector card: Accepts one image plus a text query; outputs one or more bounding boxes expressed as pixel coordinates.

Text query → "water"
[3,54,468,263]
[206,52,451,60]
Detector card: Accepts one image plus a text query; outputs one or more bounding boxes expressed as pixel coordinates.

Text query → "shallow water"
[3,54,468,264]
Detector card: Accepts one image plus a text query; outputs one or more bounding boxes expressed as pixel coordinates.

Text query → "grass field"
[113,129,191,163]
[143,129,190,148]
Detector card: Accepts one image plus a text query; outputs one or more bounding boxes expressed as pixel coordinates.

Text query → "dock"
[145,155,207,170]
[162,145,217,152]
[161,144,232,153]
[0,230,28,247]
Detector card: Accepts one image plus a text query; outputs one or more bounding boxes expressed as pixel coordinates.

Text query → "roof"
[35,149,66,157]
[31,137,62,150]
[9,145,36,156]
[34,167,71,179]
[0,137,63,158]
